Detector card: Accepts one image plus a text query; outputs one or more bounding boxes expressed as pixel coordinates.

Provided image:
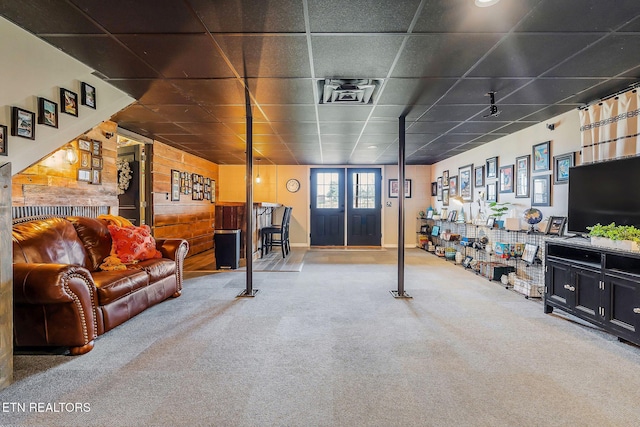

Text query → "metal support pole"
[238,113,258,297]
[391,115,411,298]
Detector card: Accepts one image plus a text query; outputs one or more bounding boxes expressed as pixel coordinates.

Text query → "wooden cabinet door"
[545,259,574,312]
[573,266,601,323]
[604,272,640,341]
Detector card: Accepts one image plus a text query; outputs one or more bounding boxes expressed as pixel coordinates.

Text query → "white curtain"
[579,88,640,164]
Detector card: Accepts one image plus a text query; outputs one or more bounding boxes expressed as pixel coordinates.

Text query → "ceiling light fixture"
[65,144,78,165]
[255,159,261,183]
[475,0,500,7]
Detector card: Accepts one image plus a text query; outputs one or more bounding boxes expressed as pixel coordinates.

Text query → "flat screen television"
[567,155,640,235]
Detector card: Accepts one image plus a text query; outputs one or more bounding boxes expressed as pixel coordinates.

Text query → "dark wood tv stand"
[545,240,640,346]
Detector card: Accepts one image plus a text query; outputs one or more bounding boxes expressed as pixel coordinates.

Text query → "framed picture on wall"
[78,138,92,151]
[90,169,102,185]
[388,179,411,198]
[554,152,574,184]
[486,156,498,179]
[449,175,458,197]
[211,180,216,203]
[0,125,7,156]
[459,164,473,201]
[499,164,514,193]
[515,154,530,198]
[171,169,181,201]
[11,106,35,140]
[80,151,91,169]
[436,177,443,201]
[77,169,91,182]
[531,174,551,206]
[486,182,497,202]
[474,165,485,187]
[442,188,449,206]
[60,87,78,117]
[431,182,437,196]
[442,170,449,187]
[81,82,96,109]
[37,97,58,128]
[533,141,551,172]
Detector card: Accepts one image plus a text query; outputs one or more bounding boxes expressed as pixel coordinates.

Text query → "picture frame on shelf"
[442,170,449,187]
[436,177,443,201]
[431,225,440,237]
[486,156,498,179]
[533,140,551,172]
[448,210,457,222]
[420,225,429,234]
[449,175,458,197]
[531,174,551,206]
[554,152,574,184]
[499,164,514,193]
[78,138,91,151]
[0,125,7,156]
[474,165,485,187]
[431,182,437,196]
[486,182,497,202]
[77,169,91,182]
[426,210,433,219]
[442,188,449,206]
[11,106,35,140]
[487,217,495,228]
[81,82,96,109]
[388,179,411,198]
[522,243,538,264]
[458,164,473,201]
[37,97,58,128]
[60,87,78,117]
[515,154,530,198]
[545,216,567,236]
[171,169,181,201]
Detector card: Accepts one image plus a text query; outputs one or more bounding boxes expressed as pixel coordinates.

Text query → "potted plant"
[488,202,511,228]
[587,223,640,252]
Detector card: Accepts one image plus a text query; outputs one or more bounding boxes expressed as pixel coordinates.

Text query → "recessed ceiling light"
[475,0,500,7]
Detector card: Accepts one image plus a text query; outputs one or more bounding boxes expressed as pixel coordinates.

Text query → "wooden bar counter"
[215,202,280,259]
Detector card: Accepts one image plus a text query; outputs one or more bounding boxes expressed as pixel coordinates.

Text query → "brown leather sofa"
[12,216,189,355]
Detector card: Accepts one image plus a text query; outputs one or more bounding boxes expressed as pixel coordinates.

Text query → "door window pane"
[352,172,375,209]
[316,173,339,209]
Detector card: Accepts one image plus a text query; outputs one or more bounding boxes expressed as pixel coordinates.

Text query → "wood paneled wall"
[151,141,218,256]
[12,121,118,210]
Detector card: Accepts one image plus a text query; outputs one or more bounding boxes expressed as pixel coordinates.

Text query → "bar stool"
[261,206,292,258]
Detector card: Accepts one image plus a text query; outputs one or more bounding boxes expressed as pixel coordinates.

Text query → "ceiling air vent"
[319,79,381,105]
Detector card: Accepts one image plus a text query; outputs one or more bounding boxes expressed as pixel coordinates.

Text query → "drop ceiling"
[2,0,640,165]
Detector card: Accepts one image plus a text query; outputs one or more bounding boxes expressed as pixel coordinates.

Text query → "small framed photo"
[448,210,457,222]
[499,164,514,193]
[515,154,530,198]
[91,139,102,156]
[449,175,458,197]
[442,170,449,187]
[91,156,103,170]
[78,138,92,151]
[11,106,36,140]
[60,87,79,117]
[80,151,91,169]
[554,152,574,184]
[77,169,91,182]
[91,169,102,185]
[0,125,7,156]
[38,97,58,128]
[211,179,216,203]
[486,182,497,202]
[486,156,498,179]
[462,256,473,268]
[431,182,437,197]
[487,217,496,228]
[388,179,411,198]
[171,169,181,201]
[474,165,485,187]
[431,225,440,237]
[459,164,473,201]
[436,177,443,201]
[531,175,551,206]
[522,244,538,264]
[81,82,96,109]
[426,209,433,219]
[0,125,9,156]
[546,216,567,236]
[533,140,551,172]
[442,188,449,206]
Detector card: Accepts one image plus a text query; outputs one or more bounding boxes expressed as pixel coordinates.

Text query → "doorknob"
[634,308,640,314]
[563,284,575,291]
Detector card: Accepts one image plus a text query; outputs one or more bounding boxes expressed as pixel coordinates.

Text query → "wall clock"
[286,178,300,193]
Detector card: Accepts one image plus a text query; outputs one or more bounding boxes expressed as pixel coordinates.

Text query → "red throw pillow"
[107,224,162,263]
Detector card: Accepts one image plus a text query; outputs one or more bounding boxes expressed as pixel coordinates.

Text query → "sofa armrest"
[12,263,100,350]
[156,239,189,262]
